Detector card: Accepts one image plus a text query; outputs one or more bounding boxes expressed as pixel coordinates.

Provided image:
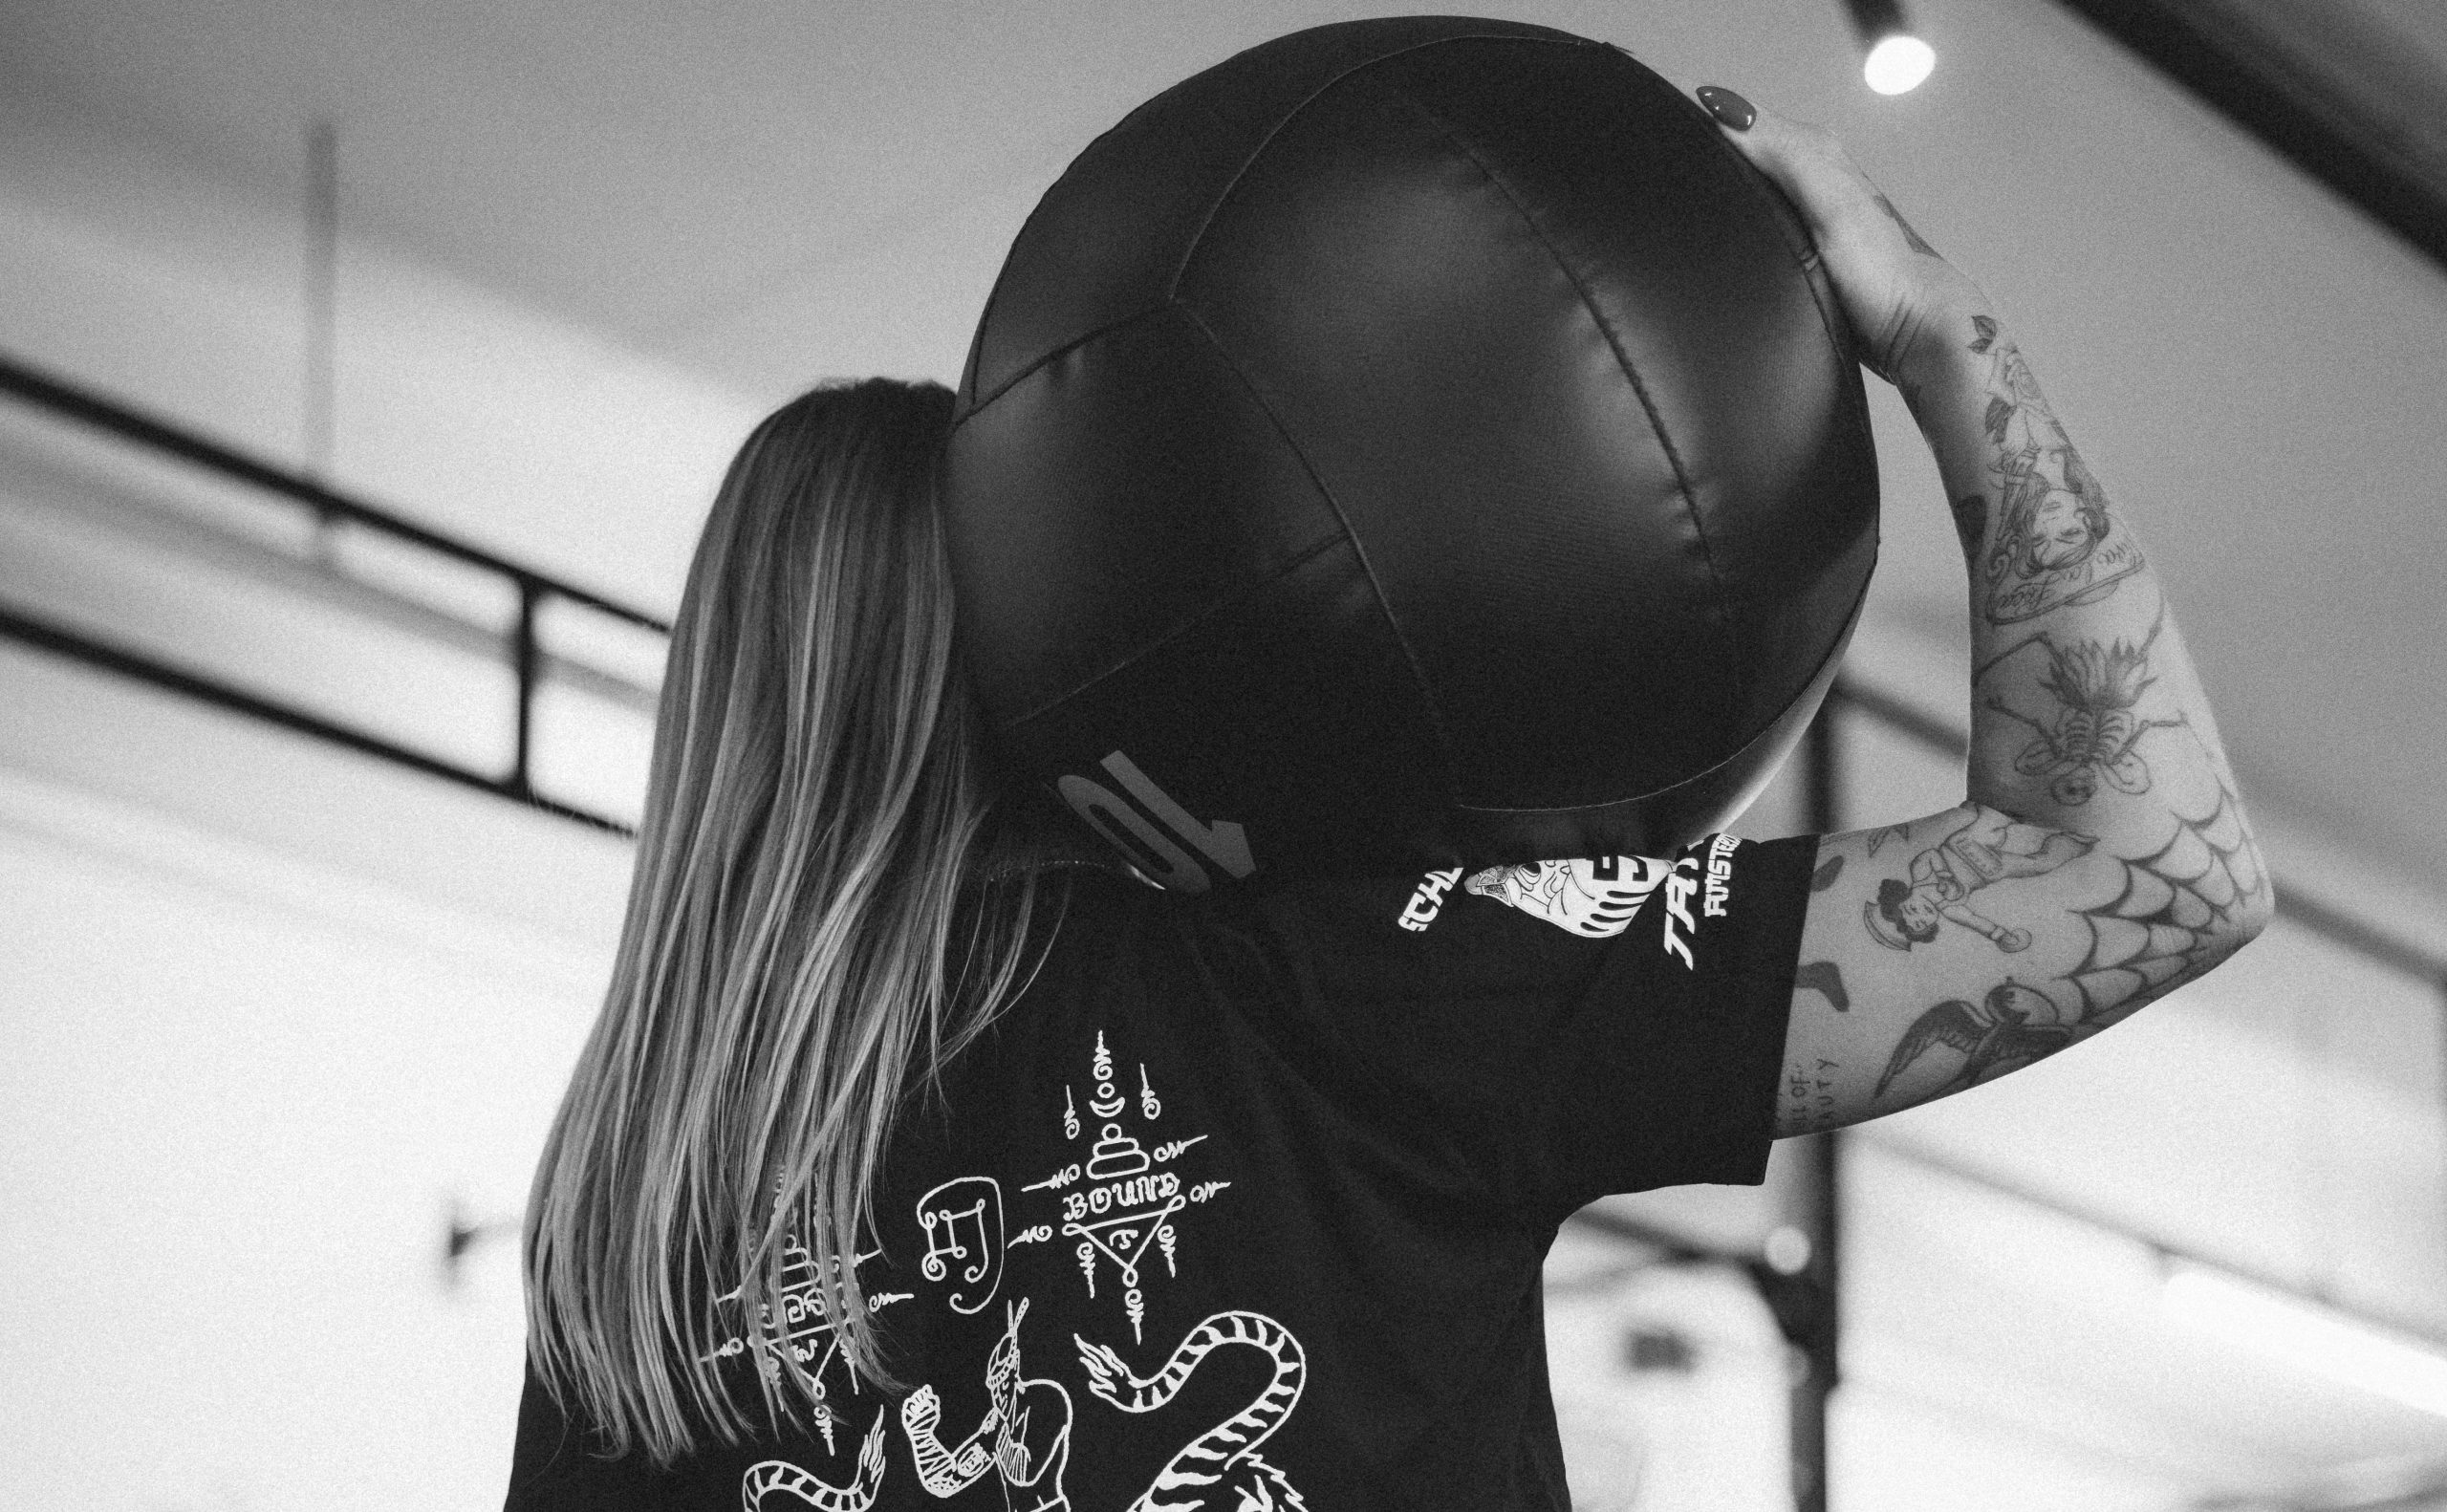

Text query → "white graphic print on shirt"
[1019,1030,1229,1345]
[725,1027,1297,1508]
[914,1176,1006,1316]
[1703,832,1741,917]
[1650,832,1749,971]
[1397,866,1465,931]
[706,1242,910,1456]
[899,1297,1074,1509]
[1075,1310,1311,1512]
[743,1415,888,1511]
[1457,854,1674,938]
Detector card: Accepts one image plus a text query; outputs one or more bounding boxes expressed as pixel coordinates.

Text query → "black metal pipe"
[0,604,635,838]
[1787,700,1848,1512]
[0,352,670,635]
[511,582,539,797]
[1841,0,1911,45]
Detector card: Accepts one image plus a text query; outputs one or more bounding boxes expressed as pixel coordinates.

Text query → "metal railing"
[0,353,667,837]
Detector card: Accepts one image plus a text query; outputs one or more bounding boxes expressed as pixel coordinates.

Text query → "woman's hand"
[1683,84,1996,388]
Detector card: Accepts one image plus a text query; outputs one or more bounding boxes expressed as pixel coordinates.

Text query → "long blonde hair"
[523,378,1050,1461]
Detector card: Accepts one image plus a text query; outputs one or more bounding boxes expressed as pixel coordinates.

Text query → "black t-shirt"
[506,831,1818,1511]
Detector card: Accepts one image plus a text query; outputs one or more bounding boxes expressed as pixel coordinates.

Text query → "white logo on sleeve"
[1458,855,1672,938]
[1660,858,1700,968]
[1397,867,1465,931]
[1703,833,1741,918]
[1663,835,1743,967]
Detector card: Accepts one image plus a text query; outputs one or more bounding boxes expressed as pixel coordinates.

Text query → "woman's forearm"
[1895,303,2269,912]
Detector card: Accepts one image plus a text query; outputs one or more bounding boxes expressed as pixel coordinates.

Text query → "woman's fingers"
[1691,87,1886,247]
[1683,82,1990,382]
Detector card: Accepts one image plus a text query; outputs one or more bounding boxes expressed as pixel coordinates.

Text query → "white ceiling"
[10,0,2442,395]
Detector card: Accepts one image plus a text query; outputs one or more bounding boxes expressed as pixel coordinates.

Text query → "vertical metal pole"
[303,120,341,570]
[511,582,539,797]
[1790,694,1847,1512]
[303,121,338,484]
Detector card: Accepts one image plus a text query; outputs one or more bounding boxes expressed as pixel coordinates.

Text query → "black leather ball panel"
[947,17,1877,887]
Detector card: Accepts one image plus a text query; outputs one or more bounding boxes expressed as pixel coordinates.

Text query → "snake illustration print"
[741,1410,888,1511]
[1074,1310,1310,1511]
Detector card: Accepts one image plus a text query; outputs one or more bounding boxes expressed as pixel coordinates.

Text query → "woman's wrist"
[1890,298,1999,403]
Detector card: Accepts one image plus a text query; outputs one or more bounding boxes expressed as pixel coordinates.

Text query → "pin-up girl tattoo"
[1865,806,2094,953]
[1968,317,2145,623]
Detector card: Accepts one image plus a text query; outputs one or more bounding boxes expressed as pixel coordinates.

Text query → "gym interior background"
[2,0,2442,1506]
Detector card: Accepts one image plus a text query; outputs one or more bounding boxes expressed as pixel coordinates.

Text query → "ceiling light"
[2162,1263,2447,1418]
[1842,0,1937,96]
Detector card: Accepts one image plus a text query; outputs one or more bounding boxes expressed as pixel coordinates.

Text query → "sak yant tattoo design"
[1863,805,2095,953]
[1966,316,2145,623]
[706,1237,911,1457]
[1981,607,2185,807]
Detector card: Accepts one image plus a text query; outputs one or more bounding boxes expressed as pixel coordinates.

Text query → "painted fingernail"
[1697,85,1756,132]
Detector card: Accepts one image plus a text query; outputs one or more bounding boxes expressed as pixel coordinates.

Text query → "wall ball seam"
[1166,300,1466,794]
[1370,66,1747,716]
[956,301,1175,423]
[986,526,1350,734]
[1681,116,1884,478]
[1158,31,1602,307]
[1454,588,1864,820]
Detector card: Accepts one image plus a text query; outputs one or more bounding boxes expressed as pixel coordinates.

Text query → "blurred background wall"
[2,1,2442,1508]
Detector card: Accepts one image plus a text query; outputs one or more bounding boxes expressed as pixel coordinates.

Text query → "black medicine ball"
[945,16,1879,890]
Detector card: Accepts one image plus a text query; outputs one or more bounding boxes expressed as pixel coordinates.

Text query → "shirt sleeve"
[1250,832,1820,1228]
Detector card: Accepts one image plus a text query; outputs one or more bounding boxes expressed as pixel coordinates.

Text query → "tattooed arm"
[1700,89,2273,1134]
[1779,308,2272,1130]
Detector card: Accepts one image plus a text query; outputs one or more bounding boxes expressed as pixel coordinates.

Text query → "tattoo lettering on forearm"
[1861,804,2095,954]
[1961,316,2146,625]
[1976,607,2185,807]
[1876,191,1942,259]
[1784,1055,1843,1132]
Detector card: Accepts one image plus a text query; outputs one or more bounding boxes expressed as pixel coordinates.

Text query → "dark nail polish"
[1697,85,1755,132]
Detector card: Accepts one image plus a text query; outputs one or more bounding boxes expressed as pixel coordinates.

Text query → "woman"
[508,85,2265,1510]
